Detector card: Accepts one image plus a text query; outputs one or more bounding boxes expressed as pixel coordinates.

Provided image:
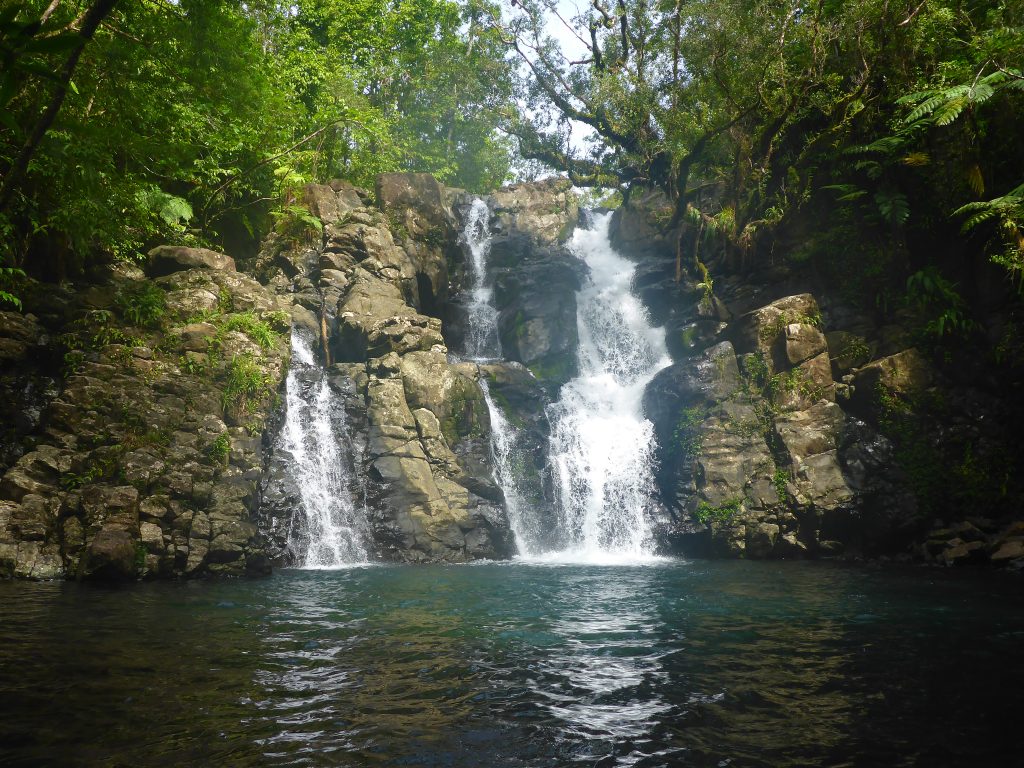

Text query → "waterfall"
[458,198,539,552]
[282,330,370,568]
[462,198,501,361]
[545,213,671,562]
[459,200,669,562]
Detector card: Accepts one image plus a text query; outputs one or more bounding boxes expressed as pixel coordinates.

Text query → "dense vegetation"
[505,0,1024,336]
[2,0,1023,346]
[0,0,511,281]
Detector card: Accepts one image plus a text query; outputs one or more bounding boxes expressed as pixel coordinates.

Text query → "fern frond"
[905,95,946,122]
[966,164,985,196]
[901,152,931,167]
[933,96,968,126]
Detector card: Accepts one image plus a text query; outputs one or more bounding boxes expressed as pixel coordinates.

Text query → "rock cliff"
[617,190,1024,568]
[1,249,290,579]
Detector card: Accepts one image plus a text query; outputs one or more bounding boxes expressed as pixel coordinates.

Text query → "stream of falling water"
[282,331,370,567]
[544,213,671,562]
[459,202,669,562]
[460,198,538,551]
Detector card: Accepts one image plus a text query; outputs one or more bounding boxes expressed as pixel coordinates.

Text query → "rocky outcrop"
[254,173,515,564]
[446,180,585,393]
[491,178,578,245]
[0,254,290,580]
[491,239,587,390]
[620,184,1024,568]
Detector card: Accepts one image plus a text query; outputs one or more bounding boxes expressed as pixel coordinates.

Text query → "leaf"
[24,32,82,55]
[904,94,945,122]
[901,152,930,167]
[966,164,985,196]
[822,183,867,202]
[933,96,967,126]
[875,189,909,226]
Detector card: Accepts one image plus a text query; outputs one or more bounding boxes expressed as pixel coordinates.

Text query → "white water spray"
[544,213,671,562]
[282,331,370,568]
[459,199,541,552]
[462,198,501,361]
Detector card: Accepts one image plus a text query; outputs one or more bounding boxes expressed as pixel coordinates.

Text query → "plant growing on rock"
[207,433,231,467]
[218,312,279,350]
[695,498,742,526]
[116,282,166,328]
[221,353,275,417]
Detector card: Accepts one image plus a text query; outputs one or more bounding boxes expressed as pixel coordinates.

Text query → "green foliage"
[115,282,166,328]
[221,353,274,415]
[0,0,513,270]
[59,309,143,375]
[0,267,25,309]
[695,498,741,526]
[218,312,279,350]
[906,267,974,339]
[672,406,706,460]
[207,432,231,466]
[759,308,823,344]
[773,469,791,503]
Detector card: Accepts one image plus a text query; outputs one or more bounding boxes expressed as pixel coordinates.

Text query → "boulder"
[491,177,578,244]
[78,524,137,580]
[491,238,587,389]
[147,246,236,277]
[852,348,934,402]
[303,181,363,224]
[732,293,821,374]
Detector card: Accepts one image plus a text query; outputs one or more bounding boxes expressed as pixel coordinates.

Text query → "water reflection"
[530,567,671,765]
[0,562,1022,767]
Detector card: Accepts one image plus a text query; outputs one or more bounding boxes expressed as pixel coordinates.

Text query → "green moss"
[672,406,706,460]
[527,356,573,383]
[134,543,148,573]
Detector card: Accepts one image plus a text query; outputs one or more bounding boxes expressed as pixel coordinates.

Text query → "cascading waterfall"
[282,330,370,568]
[459,198,539,552]
[545,213,671,562]
[462,198,501,360]
[459,201,669,562]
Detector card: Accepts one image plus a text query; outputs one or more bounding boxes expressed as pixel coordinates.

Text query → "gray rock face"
[640,289,932,560]
[491,178,578,245]
[255,172,515,564]
[491,240,587,390]
[0,252,290,580]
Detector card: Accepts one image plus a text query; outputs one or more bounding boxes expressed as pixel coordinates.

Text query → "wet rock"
[490,238,586,391]
[79,525,137,580]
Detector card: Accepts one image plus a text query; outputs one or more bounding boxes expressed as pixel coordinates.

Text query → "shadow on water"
[0,561,1022,767]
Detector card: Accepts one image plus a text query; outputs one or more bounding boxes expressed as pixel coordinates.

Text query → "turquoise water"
[0,560,1021,766]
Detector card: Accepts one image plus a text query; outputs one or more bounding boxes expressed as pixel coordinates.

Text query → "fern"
[899,70,1019,127]
[875,189,910,226]
[0,266,25,309]
[822,183,867,202]
[954,182,1024,234]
